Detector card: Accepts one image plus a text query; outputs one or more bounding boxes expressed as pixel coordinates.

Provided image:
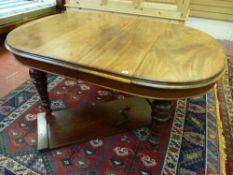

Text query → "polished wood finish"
[29,68,51,113]
[149,100,173,148]
[37,97,151,150]
[5,12,226,93]
[14,55,214,100]
[5,12,226,150]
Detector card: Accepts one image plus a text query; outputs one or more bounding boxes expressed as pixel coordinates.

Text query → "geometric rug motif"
[217,56,233,175]
[0,61,228,174]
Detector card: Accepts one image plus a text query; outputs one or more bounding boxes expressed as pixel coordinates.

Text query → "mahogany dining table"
[5,11,226,150]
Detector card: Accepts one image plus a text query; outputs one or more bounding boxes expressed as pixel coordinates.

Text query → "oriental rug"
[218,56,233,175]
[0,58,232,175]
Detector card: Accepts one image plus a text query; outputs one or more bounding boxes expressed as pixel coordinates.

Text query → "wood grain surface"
[5,11,226,90]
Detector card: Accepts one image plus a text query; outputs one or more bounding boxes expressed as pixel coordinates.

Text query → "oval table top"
[5,11,226,93]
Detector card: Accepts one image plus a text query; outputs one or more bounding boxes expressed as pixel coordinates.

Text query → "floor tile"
[186,17,233,40]
[0,42,29,98]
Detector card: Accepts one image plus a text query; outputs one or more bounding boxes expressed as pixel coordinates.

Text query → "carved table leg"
[149,100,173,149]
[29,68,51,114]
[29,68,52,150]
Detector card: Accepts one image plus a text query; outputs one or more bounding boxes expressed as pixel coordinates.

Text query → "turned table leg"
[149,100,172,149]
[29,68,52,150]
[29,69,173,150]
[29,68,51,114]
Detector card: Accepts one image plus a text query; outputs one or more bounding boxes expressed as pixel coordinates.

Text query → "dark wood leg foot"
[149,100,172,149]
[29,68,51,114]
[29,68,52,150]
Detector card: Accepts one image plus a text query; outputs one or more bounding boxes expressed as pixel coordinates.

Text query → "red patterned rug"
[0,57,232,175]
[218,56,233,175]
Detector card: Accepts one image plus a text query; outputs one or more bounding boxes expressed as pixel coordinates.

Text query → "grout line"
[5,71,19,80]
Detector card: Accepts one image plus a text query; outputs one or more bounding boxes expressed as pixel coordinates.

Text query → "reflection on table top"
[6,11,226,90]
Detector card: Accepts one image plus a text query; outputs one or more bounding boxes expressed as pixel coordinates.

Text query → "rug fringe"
[215,84,227,175]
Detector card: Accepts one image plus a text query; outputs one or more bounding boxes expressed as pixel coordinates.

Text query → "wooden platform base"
[37,97,151,150]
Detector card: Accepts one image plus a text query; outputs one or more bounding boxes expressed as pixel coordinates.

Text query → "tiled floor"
[0,35,29,97]
[0,17,233,98]
[186,17,233,41]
